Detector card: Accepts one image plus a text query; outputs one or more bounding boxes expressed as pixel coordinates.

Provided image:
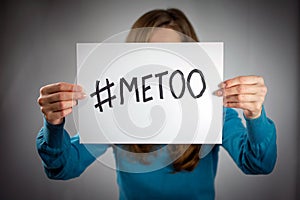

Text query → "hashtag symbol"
[90,79,116,112]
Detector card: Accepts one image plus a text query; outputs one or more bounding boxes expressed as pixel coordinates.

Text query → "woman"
[36,8,276,200]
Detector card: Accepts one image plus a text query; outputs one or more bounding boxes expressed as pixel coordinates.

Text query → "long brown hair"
[125,8,201,172]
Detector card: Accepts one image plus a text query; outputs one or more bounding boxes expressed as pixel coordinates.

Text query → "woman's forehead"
[149,28,181,43]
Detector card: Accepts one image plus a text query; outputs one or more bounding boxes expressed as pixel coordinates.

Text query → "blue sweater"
[36,107,277,200]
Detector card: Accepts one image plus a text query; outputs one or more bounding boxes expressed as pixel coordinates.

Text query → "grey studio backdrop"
[0,0,299,200]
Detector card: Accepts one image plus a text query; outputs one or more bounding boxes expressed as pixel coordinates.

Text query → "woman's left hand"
[216,76,267,119]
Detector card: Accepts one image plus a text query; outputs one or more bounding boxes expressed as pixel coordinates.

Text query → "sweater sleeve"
[222,106,277,174]
[36,118,109,180]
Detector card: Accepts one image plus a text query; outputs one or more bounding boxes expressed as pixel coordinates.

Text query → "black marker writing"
[120,77,140,105]
[169,70,186,99]
[186,69,206,98]
[154,71,168,99]
[90,79,116,112]
[90,68,206,113]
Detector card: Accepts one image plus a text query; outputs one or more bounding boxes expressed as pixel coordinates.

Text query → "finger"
[225,102,262,112]
[224,76,264,88]
[42,100,77,113]
[214,89,224,97]
[40,82,83,95]
[224,94,265,103]
[46,108,73,121]
[38,92,86,105]
[224,85,259,96]
[218,82,226,88]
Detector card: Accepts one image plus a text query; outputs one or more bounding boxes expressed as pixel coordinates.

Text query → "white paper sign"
[76,43,223,144]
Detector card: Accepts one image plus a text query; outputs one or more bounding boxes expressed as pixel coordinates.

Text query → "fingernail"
[218,82,226,88]
[217,90,223,96]
[213,90,223,96]
[75,85,83,91]
[79,92,86,98]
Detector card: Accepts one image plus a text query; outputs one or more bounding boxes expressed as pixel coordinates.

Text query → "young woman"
[36,8,277,200]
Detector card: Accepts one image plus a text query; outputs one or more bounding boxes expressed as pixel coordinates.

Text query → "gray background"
[0,0,299,199]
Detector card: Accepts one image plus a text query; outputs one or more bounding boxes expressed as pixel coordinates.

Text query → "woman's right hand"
[37,82,86,125]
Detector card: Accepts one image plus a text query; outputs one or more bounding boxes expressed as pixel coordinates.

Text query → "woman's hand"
[37,82,86,125]
[216,76,267,119]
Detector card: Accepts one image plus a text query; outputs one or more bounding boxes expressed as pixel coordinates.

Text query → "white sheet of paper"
[76,43,223,144]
